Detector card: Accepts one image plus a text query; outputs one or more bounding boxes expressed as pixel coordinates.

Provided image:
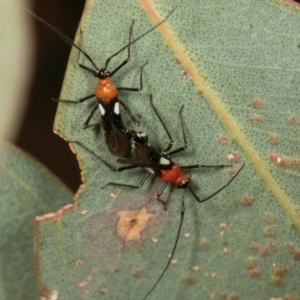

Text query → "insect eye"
[178,179,190,189]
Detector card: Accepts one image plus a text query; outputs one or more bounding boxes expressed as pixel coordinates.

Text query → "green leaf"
[37,0,300,299]
[0,144,73,300]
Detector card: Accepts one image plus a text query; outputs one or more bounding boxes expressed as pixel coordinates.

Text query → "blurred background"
[15,0,85,192]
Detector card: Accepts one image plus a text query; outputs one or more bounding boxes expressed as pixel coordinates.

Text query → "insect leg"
[101,172,151,189]
[118,100,140,126]
[52,93,95,104]
[69,141,138,172]
[188,164,245,203]
[149,95,174,153]
[155,182,169,210]
[166,105,187,155]
[117,61,148,92]
[82,105,99,129]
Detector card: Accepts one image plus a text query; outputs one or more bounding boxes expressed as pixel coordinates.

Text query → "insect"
[25,7,176,129]
[70,94,245,299]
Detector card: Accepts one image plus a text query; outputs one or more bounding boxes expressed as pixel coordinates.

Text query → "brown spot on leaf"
[251,115,263,124]
[219,136,228,145]
[192,265,200,271]
[100,287,108,295]
[222,292,239,300]
[74,259,84,266]
[265,214,275,224]
[199,239,210,250]
[40,289,58,300]
[248,267,261,277]
[264,225,276,237]
[241,194,254,206]
[133,268,144,278]
[76,267,100,288]
[284,293,298,300]
[228,153,240,163]
[288,116,297,125]
[252,98,264,108]
[269,134,279,144]
[116,206,154,242]
[186,275,197,284]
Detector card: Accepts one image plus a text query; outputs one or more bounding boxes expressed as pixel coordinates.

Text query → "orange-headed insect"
[26,7,176,129]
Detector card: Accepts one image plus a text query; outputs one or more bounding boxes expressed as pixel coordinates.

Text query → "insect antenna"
[143,190,185,300]
[24,6,177,72]
[104,6,177,69]
[24,8,99,71]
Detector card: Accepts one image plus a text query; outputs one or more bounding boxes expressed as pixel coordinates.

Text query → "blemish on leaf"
[180,69,189,79]
[271,275,285,286]
[184,232,191,238]
[80,289,89,296]
[151,236,158,243]
[185,275,197,284]
[269,153,282,164]
[116,206,154,242]
[260,247,270,257]
[76,267,100,288]
[219,136,228,145]
[269,153,300,169]
[284,292,298,300]
[251,115,263,124]
[219,222,229,229]
[222,292,239,300]
[223,246,228,252]
[264,225,276,237]
[40,289,58,300]
[241,194,254,206]
[229,167,240,177]
[197,89,203,95]
[171,258,178,264]
[250,243,260,253]
[228,153,240,163]
[205,272,217,278]
[100,287,108,295]
[248,267,261,277]
[192,265,200,271]
[199,239,210,250]
[269,241,277,250]
[265,213,275,224]
[252,98,264,108]
[268,134,279,144]
[133,268,144,278]
[80,210,88,215]
[288,116,297,125]
[74,259,84,266]
[36,204,74,222]
[246,257,257,269]
[286,243,300,260]
[110,192,117,198]
[275,267,288,277]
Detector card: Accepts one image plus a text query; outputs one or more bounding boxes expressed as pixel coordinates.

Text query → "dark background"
[16,0,86,192]
[15,0,300,193]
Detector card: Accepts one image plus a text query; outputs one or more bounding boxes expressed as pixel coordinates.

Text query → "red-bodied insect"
[25,7,176,132]
[70,94,245,299]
